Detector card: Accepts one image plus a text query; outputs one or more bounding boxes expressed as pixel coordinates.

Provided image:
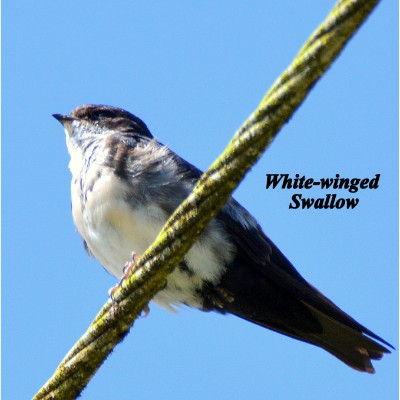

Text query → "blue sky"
[2,1,398,399]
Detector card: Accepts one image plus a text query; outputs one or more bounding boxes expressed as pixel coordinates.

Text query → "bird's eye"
[95,110,115,119]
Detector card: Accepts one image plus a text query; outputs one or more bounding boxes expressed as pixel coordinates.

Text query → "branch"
[34,1,379,398]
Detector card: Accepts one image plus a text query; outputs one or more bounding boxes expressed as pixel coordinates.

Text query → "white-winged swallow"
[53,104,393,373]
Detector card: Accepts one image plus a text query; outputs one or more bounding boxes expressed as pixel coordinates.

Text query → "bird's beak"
[52,114,75,126]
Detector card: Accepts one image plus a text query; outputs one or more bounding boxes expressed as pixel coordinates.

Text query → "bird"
[53,104,393,373]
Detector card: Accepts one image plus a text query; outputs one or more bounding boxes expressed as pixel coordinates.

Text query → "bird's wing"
[213,203,393,372]
[219,202,392,342]
[123,140,392,371]
[168,146,390,345]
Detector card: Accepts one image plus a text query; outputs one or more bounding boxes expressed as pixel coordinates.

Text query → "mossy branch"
[33,1,379,398]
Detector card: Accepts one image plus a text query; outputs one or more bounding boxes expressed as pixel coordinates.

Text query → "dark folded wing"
[216,203,393,350]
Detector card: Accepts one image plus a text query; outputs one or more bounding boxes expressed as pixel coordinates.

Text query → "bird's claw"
[108,251,141,301]
[141,304,150,318]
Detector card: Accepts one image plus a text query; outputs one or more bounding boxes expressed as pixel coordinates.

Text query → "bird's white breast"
[72,170,165,275]
[68,136,236,311]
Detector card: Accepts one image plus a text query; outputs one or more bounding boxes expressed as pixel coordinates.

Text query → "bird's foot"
[108,252,141,300]
[140,304,150,318]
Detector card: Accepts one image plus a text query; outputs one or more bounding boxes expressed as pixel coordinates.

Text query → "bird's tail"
[219,285,392,373]
[230,302,391,373]
[208,234,393,373]
[299,304,390,373]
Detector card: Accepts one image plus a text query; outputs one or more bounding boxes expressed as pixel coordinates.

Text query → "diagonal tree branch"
[33,0,380,398]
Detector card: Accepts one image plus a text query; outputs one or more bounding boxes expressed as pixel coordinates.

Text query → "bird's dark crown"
[71,104,153,139]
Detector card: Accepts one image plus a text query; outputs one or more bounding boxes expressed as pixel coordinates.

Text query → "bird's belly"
[71,173,212,310]
[72,173,164,277]
[71,171,233,310]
